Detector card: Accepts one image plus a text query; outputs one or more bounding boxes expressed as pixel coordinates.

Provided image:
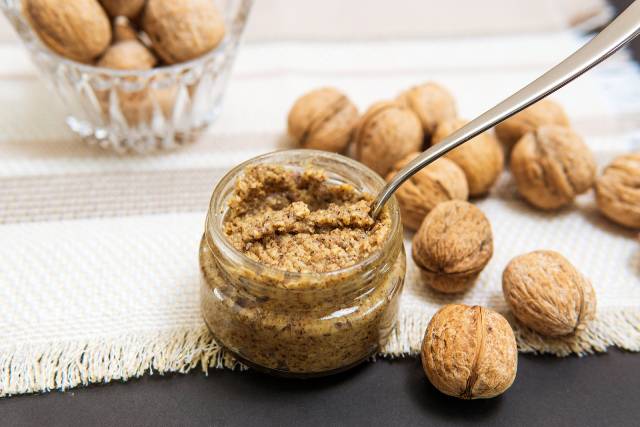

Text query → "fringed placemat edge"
[2,307,638,397]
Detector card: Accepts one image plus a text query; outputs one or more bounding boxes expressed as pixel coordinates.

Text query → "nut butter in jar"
[200,150,406,377]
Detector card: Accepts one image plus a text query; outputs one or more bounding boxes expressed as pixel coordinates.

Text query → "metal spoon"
[372,0,640,218]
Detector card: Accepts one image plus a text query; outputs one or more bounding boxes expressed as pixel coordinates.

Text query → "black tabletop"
[2,1,639,426]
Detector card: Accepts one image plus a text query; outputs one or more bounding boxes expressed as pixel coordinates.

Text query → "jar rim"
[205,149,402,284]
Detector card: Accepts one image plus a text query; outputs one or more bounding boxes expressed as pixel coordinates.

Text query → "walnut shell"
[355,101,423,177]
[502,250,596,337]
[386,154,468,230]
[495,99,570,150]
[510,126,596,210]
[287,88,359,153]
[412,200,492,293]
[97,40,157,70]
[432,118,504,196]
[22,0,112,63]
[421,304,517,399]
[142,0,225,64]
[100,0,145,20]
[595,153,640,229]
[397,82,457,138]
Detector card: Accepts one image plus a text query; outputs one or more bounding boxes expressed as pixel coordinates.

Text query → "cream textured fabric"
[1,10,639,396]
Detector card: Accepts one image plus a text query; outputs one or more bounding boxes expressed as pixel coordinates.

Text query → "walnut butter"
[200,150,406,376]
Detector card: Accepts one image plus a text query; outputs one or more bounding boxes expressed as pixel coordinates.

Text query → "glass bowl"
[1,0,252,153]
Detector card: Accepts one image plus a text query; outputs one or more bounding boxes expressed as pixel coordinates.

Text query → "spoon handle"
[372,0,640,218]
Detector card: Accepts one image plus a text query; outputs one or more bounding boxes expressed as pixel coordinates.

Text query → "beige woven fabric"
[1,2,639,397]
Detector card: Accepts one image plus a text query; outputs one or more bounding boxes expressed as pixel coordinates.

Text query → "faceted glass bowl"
[1,0,252,153]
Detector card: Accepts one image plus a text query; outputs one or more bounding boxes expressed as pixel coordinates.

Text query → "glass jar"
[200,150,406,377]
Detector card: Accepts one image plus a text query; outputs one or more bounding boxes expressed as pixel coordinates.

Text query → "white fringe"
[0,326,245,398]
[1,308,638,397]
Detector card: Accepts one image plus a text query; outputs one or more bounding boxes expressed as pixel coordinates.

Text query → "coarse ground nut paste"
[223,165,391,272]
[200,152,406,376]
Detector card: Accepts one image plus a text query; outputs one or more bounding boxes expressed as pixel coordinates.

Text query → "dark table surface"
[2,1,639,426]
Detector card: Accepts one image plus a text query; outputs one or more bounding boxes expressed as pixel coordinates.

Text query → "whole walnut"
[510,125,596,210]
[595,153,640,229]
[100,0,145,20]
[397,82,457,138]
[97,41,157,70]
[386,154,468,230]
[412,200,492,293]
[421,304,517,399]
[287,88,359,153]
[355,101,423,177]
[502,250,596,337]
[22,0,111,63]
[432,118,504,196]
[495,99,570,150]
[142,0,225,64]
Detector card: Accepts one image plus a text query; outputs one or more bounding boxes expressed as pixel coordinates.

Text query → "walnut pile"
[287,88,359,153]
[502,250,596,336]
[23,0,112,63]
[495,99,570,150]
[386,154,468,230]
[432,118,504,196]
[421,304,518,399]
[23,0,226,67]
[397,82,457,139]
[510,125,596,210]
[354,101,424,177]
[412,201,492,293]
[595,153,640,229]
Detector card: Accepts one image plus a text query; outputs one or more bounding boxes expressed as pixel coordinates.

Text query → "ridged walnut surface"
[22,0,111,63]
[397,82,457,138]
[287,87,359,153]
[502,250,596,337]
[421,304,517,399]
[354,101,423,176]
[510,125,596,210]
[142,0,225,64]
[432,118,504,196]
[386,154,468,231]
[595,153,640,229]
[495,99,570,149]
[412,201,492,293]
